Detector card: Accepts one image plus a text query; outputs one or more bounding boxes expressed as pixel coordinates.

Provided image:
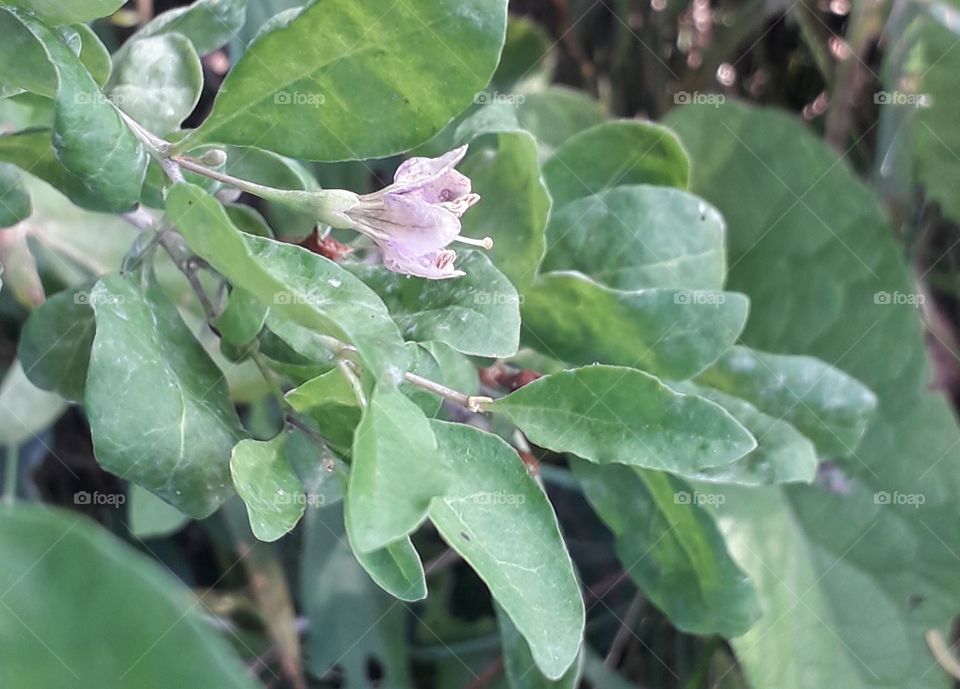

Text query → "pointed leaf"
[231,434,305,542]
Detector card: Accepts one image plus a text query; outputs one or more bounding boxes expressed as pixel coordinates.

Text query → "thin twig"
[604,592,645,669]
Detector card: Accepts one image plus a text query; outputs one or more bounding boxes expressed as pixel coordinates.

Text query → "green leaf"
[428,421,584,680]
[349,251,521,359]
[230,434,305,541]
[180,0,508,160]
[129,0,247,54]
[572,459,760,637]
[0,505,259,688]
[347,384,449,552]
[106,34,203,135]
[667,101,960,689]
[697,346,878,458]
[542,185,726,291]
[344,498,427,602]
[497,606,583,689]
[514,88,605,153]
[214,286,267,349]
[0,360,66,446]
[0,0,124,24]
[85,272,242,518]
[491,366,756,476]
[0,162,32,227]
[521,273,748,380]
[301,502,415,688]
[167,182,410,382]
[491,16,554,90]
[18,284,95,402]
[459,133,550,292]
[72,23,111,86]
[16,12,148,212]
[543,120,689,207]
[0,7,56,97]
[685,385,818,486]
[286,368,357,411]
[128,484,190,539]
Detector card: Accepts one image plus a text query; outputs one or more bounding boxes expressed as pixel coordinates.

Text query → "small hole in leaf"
[365,656,385,685]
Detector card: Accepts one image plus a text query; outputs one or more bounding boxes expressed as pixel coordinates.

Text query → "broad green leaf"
[428,421,584,680]
[72,23,111,86]
[542,185,726,291]
[286,368,357,411]
[698,346,878,458]
[231,434,305,541]
[572,459,760,637]
[301,503,414,688]
[106,34,203,135]
[0,7,56,97]
[15,13,147,212]
[514,88,605,153]
[421,340,479,395]
[687,385,818,486]
[128,484,190,539]
[521,273,748,380]
[0,360,66,446]
[497,606,583,689]
[491,16,554,90]
[0,224,41,307]
[180,0,509,161]
[167,182,410,381]
[490,366,756,476]
[667,101,960,689]
[0,0,124,24]
[85,272,242,518]
[130,0,247,54]
[214,287,267,348]
[543,120,689,207]
[0,129,120,211]
[0,162,31,227]
[460,133,550,292]
[347,384,449,552]
[1,506,258,688]
[344,498,427,602]
[350,251,521,359]
[18,284,95,402]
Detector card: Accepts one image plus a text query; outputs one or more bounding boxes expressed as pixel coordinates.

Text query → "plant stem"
[4,444,18,505]
[403,371,492,412]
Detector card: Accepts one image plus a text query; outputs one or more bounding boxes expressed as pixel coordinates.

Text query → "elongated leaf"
[0,162,31,227]
[18,284,95,402]
[0,360,66,446]
[347,384,449,552]
[543,121,689,207]
[698,345,878,458]
[128,484,190,539]
[231,434,305,541]
[428,421,584,680]
[0,7,56,97]
[85,272,242,517]
[0,0,124,24]
[167,182,409,381]
[514,88,605,152]
[572,459,760,637]
[491,366,756,476]
[498,606,583,689]
[181,0,508,161]
[0,505,258,688]
[350,251,521,358]
[542,185,726,291]
[460,132,549,292]
[16,12,147,212]
[522,273,748,380]
[107,34,203,135]
[72,23,111,86]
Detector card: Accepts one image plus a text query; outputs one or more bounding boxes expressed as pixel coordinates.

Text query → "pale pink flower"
[344,145,490,279]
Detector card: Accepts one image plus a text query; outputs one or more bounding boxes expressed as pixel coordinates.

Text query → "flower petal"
[369,192,461,254]
[394,145,469,187]
[382,246,465,280]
